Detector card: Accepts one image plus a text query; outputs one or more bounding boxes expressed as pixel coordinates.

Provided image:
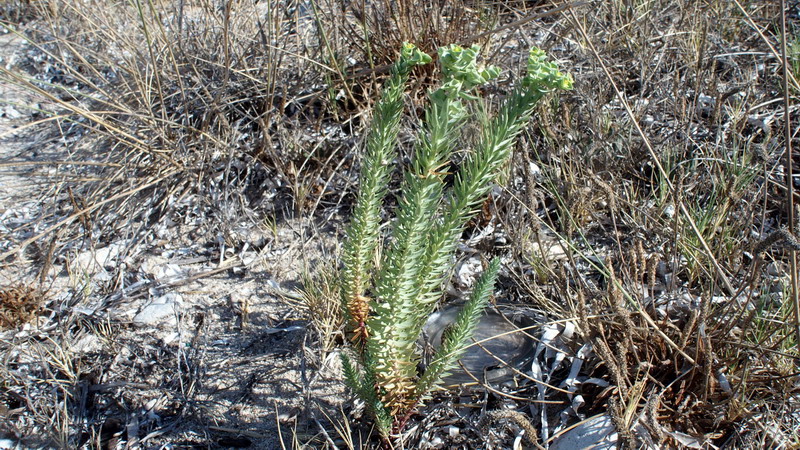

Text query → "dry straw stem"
[0,285,44,329]
[339,1,590,82]
[732,0,800,92]
[551,3,799,445]
[778,0,800,347]
[0,0,328,268]
[300,263,345,353]
[464,1,588,45]
[565,6,736,296]
[480,409,544,450]
[0,171,177,261]
[318,0,488,69]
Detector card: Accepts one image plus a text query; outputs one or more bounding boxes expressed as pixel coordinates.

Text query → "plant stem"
[779,0,800,345]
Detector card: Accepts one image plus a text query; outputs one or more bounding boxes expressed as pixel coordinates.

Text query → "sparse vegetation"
[0,0,798,448]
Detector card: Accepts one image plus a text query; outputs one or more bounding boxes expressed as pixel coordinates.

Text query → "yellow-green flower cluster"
[428,44,500,122]
[438,44,501,94]
[524,47,574,92]
[400,42,432,68]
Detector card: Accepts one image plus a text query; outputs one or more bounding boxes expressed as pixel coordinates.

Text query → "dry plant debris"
[0,285,42,329]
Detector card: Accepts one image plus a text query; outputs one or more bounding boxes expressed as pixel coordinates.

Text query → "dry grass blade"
[0,170,177,262]
[0,285,44,329]
[778,0,800,347]
[732,0,800,92]
[299,263,344,354]
[565,6,736,296]
[0,0,349,270]
[465,1,588,44]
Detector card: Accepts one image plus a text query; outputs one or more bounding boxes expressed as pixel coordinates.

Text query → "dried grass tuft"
[299,263,345,354]
[0,284,43,329]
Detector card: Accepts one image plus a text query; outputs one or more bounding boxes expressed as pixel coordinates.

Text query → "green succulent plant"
[337,43,572,439]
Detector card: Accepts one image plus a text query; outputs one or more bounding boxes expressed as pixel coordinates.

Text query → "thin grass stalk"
[133,0,167,122]
[732,0,800,92]
[566,6,736,296]
[465,1,588,45]
[0,68,168,159]
[153,0,188,103]
[221,0,232,91]
[778,0,800,344]
[309,0,355,106]
[0,171,178,261]
[358,0,376,72]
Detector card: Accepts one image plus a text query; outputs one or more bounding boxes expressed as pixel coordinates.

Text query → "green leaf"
[416,258,501,397]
